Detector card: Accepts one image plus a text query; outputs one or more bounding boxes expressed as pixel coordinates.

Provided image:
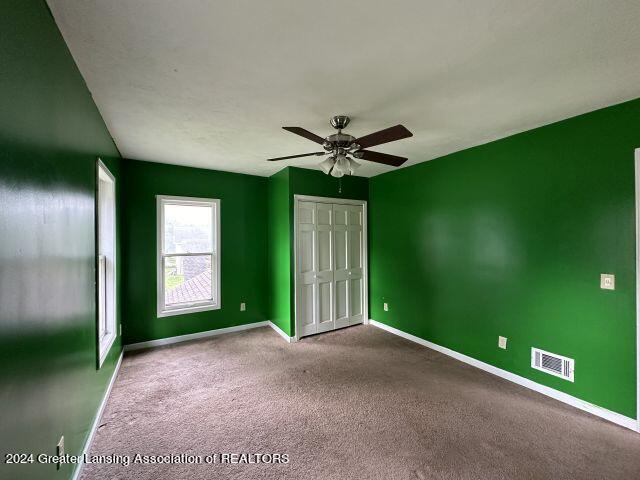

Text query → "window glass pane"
[164,255,213,306]
[163,203,213,254]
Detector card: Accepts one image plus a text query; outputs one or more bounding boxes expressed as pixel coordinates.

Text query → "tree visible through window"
[157,196,220,317]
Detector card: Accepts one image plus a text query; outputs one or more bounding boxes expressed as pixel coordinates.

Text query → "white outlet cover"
[240,302,246,311]
[498,336,507,349]
[383,303,389,312]
[600,273,615,290]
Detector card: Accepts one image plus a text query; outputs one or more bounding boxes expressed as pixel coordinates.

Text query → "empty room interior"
[3,1,640,479]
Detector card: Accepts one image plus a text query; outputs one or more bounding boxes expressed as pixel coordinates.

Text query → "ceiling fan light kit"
[318,153,361,177]
[267,115,413,174]
[319,157,335,174]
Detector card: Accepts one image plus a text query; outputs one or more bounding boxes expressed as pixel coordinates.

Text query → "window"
[157,195,220,317]
[97,160,117,367]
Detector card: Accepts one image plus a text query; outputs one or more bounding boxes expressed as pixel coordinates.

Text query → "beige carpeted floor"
[81,325,640,480]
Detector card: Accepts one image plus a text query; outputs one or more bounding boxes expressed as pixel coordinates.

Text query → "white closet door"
[333,205,350,329]
[297,201,317,337]
[346,205,364,325]
[297,200,364,338]
[334,204,364,327]
[315,203,334,333]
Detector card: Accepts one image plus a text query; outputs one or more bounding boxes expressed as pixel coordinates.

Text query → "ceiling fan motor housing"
[326,132,356,148]
[330,115,350,130]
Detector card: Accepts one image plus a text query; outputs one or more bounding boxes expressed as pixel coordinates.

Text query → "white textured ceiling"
[48,0,640,177]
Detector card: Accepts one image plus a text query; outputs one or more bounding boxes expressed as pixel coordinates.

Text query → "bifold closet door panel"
[333,204,364,327]
[297,201,317,337]
[346,205,364,325]
[316,203,335,333]
[333,204,350,329]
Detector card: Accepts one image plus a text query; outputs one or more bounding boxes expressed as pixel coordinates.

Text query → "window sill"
[157,303,220,318]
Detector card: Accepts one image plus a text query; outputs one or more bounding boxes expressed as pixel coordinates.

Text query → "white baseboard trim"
[268,321,296,343]
[369,319,639,432]
[71,351,124,480]
[124,321,269,351]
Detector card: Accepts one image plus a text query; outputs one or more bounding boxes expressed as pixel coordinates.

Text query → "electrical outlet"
[240,302,246,311]
[119,324,122,336]
[383,303,389,312]
[498,336,507,349]
[600,273,615,290]
[56,436,64,469]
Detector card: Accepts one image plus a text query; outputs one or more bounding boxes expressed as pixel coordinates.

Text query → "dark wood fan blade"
[283,127,326,145]
[357,150,408,167]
[267,152,325,161]
[355,125,412,149]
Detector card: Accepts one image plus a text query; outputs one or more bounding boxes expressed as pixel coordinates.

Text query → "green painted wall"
[121,159,269,344]
[0,2,123,479]
[288,166,369,201]
[267,168,292,335]
[369,98,640,418]
[267,167,369,336]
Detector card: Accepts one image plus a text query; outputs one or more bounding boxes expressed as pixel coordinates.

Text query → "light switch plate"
[600,274,615,290]
[240,302,246,311]
[383,303,389,312]
[498,336,507,349]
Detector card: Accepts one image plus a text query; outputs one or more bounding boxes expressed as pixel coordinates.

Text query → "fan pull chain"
[338,177,343,194]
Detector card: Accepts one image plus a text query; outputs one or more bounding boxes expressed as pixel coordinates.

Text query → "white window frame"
[157,195,221,317]
[97,159,117,367]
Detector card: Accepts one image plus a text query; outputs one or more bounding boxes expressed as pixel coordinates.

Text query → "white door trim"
[634,148,640,431]
[293,194,368,341]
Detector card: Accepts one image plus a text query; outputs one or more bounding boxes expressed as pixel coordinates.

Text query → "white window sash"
[97,159,117,368]
[157,195,220,317]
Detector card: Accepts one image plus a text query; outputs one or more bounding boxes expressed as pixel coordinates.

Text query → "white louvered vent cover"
[531,348,574,382]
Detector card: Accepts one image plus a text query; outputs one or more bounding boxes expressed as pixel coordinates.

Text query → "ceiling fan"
[267,115,413,177]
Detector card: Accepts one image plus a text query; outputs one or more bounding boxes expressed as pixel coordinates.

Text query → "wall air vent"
[531,347,574,382]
